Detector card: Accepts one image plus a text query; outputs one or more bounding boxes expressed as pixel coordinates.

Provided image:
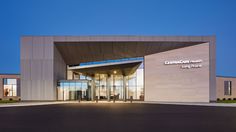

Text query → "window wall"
[3,78,17,96]
[59,58,144,101]
[127,64,144,100]
[224,81,232,95]
[93,63,144,101]
[94,74,125,100]
[95,74,109,100]
[57,80,91,101]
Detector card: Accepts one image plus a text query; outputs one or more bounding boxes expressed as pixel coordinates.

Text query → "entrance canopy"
[55,40,203,65]
[69,59,142,76]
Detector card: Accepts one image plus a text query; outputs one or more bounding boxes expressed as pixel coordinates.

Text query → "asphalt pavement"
[0,103,236,132]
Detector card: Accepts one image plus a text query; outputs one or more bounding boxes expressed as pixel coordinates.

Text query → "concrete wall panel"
[145,43,210,102]
[0,78,3,98]
[25,80,32,100]
[42,60,54,80]
[21,37,33,60]
[21,36,59,100]
[44,37,54,60]
[30,60,42,80]
[53,45,67,100]
[209,39,216,101]
[32,37,44,60]
[21,60,31,80]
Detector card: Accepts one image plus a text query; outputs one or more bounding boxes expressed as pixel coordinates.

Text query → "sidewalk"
[0,101,131,107]
[1,101,236,107]
[0,101,73,108]
[136,101,236,107]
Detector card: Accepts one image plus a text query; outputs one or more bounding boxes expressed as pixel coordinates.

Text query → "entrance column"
[123,75,127,102]
[113,75,115,99]
[91,75,95,101]
[107,74,111,102]
[98,74,100,100]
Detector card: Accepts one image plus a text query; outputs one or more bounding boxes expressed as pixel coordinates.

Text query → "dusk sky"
[0,0,235,76]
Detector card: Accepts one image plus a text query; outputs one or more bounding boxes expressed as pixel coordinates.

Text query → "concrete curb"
[136,101,236,107]
[1,101,236,108]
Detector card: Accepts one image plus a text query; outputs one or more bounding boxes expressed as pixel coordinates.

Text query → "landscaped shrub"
[9,98,13,101]
[233,98,236,100]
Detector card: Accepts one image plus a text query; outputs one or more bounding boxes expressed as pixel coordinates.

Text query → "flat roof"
[22,36,215,65]
[216,75,236,78]
[0,73,20,75]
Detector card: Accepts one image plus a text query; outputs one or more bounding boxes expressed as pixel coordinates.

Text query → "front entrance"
[94,74,124,101]
[57,68,144,101]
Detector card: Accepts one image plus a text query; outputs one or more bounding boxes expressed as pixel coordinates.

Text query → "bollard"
[130,96,133,103]
[78,95,81,103]
[113,95,116,103]
[96,96,98,103]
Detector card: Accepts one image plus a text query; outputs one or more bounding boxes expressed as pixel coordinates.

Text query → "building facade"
[0,74,20,100]
[20,36,216,102]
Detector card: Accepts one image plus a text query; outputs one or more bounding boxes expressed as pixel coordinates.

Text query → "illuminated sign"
[164,59,203,69]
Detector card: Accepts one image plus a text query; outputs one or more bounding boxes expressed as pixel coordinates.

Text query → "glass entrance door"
[94,74,124,101]
[95,74,108,100]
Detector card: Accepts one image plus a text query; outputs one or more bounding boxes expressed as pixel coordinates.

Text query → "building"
[20,36,216,102]
[216,76,236,100]
[0,74,20,100]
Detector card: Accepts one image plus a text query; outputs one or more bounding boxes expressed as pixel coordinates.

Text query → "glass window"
[73,74,80,79]
[75,82,82,91]
[82,82,88,89]
[3,78,17,97]
[12,85,17,96]
[57,80,90,101]
[7,79,17,85]
[80,75,86,79]
[224,81,232,95]
[3,79,7,85]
